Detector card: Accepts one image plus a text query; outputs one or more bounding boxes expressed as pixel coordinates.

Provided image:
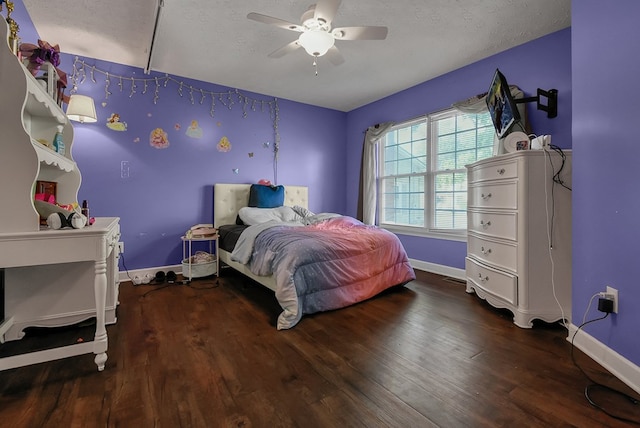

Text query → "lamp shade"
[66,94,97,123]
[298,30,335,57]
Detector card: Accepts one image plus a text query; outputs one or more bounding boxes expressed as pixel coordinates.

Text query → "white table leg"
[93,259,108,371]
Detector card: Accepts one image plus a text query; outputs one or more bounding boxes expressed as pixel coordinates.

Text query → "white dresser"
[465,150,572,328]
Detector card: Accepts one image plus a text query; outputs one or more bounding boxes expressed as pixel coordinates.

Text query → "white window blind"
[378,108,494,239]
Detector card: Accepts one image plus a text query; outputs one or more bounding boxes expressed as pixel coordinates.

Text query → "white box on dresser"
[465,149,572,328]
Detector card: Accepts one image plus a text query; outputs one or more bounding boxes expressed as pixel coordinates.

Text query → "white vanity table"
[0,19,120,371]
[0,217,120,371]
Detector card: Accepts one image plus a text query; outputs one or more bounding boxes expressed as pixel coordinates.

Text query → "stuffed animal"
[46,211,86,229]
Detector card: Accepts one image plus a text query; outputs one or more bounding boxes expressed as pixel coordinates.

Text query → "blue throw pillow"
[248,184,285,208]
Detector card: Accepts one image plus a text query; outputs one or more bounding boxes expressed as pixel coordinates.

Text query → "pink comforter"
[247,216,416,329]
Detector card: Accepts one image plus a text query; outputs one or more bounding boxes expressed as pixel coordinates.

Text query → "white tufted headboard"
[213,184,308,228]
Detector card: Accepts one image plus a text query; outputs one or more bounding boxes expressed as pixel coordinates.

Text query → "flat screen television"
[486,68,521,139]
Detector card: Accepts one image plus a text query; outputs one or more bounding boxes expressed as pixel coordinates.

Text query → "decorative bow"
[19,40,61,73]
[18,40,69,102]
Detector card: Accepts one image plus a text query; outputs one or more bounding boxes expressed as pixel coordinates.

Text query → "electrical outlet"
[118,241,125,254]
[606,285,618,313]
[121,161,130,179]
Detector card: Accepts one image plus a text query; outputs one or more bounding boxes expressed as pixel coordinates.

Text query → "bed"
[213,183,415,329]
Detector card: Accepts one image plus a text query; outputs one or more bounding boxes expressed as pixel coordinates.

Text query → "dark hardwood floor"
[0,269,638,427]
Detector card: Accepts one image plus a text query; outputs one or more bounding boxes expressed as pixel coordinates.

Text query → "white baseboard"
[118,264,182,284]
[568,323,640,396]
[409,258,466,281]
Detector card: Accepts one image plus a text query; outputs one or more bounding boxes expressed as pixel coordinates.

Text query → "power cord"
[141,283,173,298]
[118,248,135,283]
[540,139,568,329]
[571,315,640,424]
[547,144,571,191]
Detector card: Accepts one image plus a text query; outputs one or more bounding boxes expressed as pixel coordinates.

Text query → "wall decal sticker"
[133,137,140,143]
[69,57,282,177]
[217,136,231,152]
[232,168,239,174]
[150,128,170,149]
[248,152,254,158]
[185,120,203,139]
[174,123,181,131]
[106,113,127,131]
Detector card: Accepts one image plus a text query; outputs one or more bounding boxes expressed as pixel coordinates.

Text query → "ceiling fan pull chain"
[313,56,319,76]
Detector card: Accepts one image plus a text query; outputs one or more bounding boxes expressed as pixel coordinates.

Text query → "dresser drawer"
[467,233,517,272]
[465,257,518,306]
[468,158,518,184]
[468,181,517,209]
[468,210,517,241]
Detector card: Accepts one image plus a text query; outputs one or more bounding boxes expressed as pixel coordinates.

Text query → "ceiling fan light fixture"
[298,30,335,57]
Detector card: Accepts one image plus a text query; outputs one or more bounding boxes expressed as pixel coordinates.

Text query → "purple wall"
[572,1,640,365]
[66,58,347,270]
[345,29,572,269]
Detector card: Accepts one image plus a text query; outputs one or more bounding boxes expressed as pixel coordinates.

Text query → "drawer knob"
[480,220,491,228]
[481,192,492,200]
[497,168,505,175]
[478,273,489,282]
[481,246,492,255]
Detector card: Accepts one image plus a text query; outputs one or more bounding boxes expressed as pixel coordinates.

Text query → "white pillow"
[238,206,302,226]
[291,205,315,218]
[302,212,341,225]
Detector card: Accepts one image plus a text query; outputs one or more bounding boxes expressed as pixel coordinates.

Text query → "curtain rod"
[362,102,481,134]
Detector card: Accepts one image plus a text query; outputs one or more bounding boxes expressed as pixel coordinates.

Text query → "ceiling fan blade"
[333,26,388,41]
[314,0,341,25]
[324,46,345,65]
[247,12,303,32]
[268,40,301,58]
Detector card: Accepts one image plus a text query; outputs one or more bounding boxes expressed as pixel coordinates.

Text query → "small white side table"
[181,234,219,280]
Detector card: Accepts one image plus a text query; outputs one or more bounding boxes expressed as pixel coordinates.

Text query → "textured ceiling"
[22,0,570,112]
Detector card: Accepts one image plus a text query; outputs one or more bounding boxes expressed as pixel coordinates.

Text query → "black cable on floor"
[141,283,173,298]
[571,314,640,424]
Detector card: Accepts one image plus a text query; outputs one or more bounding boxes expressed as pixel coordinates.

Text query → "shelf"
[23,63,66,123]
[181,234,218,242]
[33,142,75,172]
[0,19,80,233]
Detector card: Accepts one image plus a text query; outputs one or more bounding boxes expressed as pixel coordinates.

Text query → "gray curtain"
[359,122,394,225]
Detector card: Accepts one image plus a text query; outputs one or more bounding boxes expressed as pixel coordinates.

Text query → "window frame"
[376,108,493,241]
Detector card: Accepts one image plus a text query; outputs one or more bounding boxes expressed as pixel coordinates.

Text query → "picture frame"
[35,180,57,224]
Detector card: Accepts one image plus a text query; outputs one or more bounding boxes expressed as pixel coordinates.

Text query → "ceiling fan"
[247,0,388,67]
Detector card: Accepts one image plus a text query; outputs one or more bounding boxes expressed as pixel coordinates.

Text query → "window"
[378,108,494,239]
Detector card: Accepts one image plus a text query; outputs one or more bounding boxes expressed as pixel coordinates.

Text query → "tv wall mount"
[515,88,558,118]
